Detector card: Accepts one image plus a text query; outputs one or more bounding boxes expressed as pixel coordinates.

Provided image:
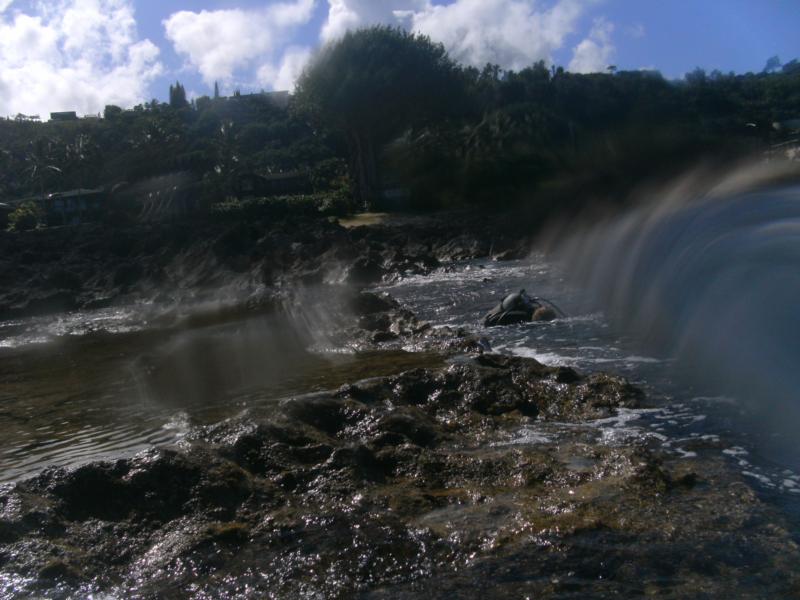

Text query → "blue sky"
[1,0,798,119]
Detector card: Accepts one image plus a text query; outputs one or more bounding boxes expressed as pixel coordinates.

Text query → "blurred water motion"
[551,162,800,456]
[0,286,441,482]
[135,312,322,408]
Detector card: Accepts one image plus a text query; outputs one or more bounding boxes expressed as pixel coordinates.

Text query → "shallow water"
[0,308,442,483]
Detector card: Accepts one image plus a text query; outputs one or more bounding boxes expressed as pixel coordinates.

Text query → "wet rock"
[373,411,441,448]
[202,522,250,545]
[350,291,399,315]
[15,291,78,318]
[38,559,81,582]
[532,306,557,321]
[45,269,82,291]
[285,395,368,436]
[492,245,528,261]
[371,330,399,343]
[112,263,143,288]
[358,312,392,332]
[0,353,797,598]
[346,256,385,285]
[81,295,115,311]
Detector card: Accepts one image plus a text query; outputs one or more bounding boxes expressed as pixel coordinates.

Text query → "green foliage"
[296,26,458,137]
[8,200,43,231]
[1,39,799,221]
[294,26,462,207]
[104,105,122,120]
[0,89,337,203]
[391,59,800,210]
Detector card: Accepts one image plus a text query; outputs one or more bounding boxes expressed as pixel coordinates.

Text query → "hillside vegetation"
[2,27,799,218]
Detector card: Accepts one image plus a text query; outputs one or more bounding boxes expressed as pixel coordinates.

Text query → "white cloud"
[258,46,313,92]
[0,0,161,119]
[0,1,13,13]
[320,0,425,42]
[164,0,315,89]
[410,0,585,71]
[320,0,588,71]
[568,16,614,73]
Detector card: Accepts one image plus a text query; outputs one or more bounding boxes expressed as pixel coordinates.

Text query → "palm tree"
[24,137,62,200]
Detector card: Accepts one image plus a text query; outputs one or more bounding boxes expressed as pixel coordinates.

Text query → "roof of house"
[46,188,105,200]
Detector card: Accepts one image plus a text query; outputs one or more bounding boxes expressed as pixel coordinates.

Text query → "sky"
[1,0,798,119]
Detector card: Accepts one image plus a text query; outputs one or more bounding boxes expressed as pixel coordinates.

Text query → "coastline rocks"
[1,355,798,598]
[344,291,491,354]
[0,210,536,321]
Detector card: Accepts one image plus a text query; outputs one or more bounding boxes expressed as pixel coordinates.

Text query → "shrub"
[8,201,44,231]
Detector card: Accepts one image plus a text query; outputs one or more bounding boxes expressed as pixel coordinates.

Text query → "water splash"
[548,160,800,459]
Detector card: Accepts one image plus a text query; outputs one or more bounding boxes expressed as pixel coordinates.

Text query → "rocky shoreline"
[1,215,799,598]
[1,287,799,598]
[0,210,532,322]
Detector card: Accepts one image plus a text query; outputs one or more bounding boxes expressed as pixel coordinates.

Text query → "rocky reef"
[0,211,533,321]
[1,345,798,598]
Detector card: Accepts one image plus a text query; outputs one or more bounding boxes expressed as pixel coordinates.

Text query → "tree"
[763,55,782,73]
[169,81,188,108]
[104,105,123,120]
[294,26,461,209]
[783,59,800,75]
[24,137,62,199]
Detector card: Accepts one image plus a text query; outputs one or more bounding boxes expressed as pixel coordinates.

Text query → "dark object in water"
[483,290,562,327]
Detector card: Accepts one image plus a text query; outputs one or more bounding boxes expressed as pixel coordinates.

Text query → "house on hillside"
[40,189,107,225]
[50,111,79,122]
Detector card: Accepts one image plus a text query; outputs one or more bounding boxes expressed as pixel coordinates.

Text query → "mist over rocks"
[0,210,534,322]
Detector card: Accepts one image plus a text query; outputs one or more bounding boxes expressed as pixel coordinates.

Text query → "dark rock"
[46,269,82,291]
[285,396,367,436]
[81,295,115,310]
[532,306,557,321]
[203,522,249,544]
[492,246,528,261]
[350,291,399,315]
[358,313,391,332]
[371,330,398,343]
[20,291,78,317]
[374,412,440,448]
[38,559,81,582]
[346,256,385,285]
[112,263,143,287]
